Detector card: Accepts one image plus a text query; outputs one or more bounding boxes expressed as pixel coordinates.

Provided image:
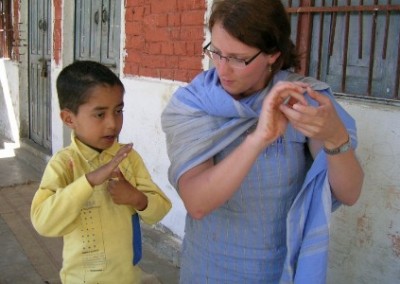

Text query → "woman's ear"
[60,109,75,129]
[268,51,281,65]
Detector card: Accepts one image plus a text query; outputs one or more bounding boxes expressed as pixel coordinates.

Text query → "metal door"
[75,0,121,74]
[28,0,52,150]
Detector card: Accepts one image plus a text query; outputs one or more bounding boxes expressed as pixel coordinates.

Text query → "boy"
[31,60,172,283]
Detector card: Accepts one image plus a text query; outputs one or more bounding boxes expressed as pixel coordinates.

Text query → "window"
[283,0,400,102]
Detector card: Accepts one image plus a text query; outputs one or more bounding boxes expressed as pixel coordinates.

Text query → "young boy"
[31,60,172,283]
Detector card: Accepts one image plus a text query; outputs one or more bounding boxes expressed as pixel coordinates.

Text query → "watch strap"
[323,136,351,155]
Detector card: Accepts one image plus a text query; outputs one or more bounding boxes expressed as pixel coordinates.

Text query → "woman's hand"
[280,87,348,148]
[250,81,309,149]
[281,87,363,205]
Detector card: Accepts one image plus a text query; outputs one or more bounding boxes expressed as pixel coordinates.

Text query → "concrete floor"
[0,139,180,284]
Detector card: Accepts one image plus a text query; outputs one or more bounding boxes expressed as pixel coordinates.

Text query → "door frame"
[28,0,52,151]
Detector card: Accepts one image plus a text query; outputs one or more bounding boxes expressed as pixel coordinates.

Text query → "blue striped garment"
[161,69,357,283]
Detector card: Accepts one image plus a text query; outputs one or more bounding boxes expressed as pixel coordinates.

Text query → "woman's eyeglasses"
[203,42,262,69]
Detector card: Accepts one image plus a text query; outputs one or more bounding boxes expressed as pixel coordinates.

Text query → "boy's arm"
[30,158,94,237]
[31,144,133,237]
[122,151,172,224]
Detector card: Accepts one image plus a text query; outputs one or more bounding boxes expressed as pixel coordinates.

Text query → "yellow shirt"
[31,135,172,283]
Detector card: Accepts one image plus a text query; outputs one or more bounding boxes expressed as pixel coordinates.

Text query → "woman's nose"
[216,58,231,74]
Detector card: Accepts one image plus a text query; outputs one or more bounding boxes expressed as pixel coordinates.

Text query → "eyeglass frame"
[203,42,263,69]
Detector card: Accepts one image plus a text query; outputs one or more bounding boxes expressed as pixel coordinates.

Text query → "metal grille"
[0,0,12,58]
[284,0,400,101]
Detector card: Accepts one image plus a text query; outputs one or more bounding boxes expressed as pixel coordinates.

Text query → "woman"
[162,0,363,283]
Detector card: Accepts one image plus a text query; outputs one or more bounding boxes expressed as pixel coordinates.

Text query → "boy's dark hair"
[56,60,124,114]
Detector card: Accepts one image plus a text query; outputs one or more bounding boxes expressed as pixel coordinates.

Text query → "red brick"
[125,50,142,63]
[130,6,146,21]
[185,42,196,56]
[139,67,159,78]
[181,10,205,26]
[160,69,175,80]
[148,42,161,54]
[155,14,168,27]
[174,69,189,82]
[177,0,206,11]
[180,26,204,41]
[123,0,206,80]
[161,42,174,55]
[179,56,202,70]
[173,42,186,55]
[187,70,200,81]
[151,0,177,13]
[143,14,157,27]
[168,13,181,26]
[144,29,170,42]
[166,56,179,67]
[125,36,145,49]
[127,0,147,7]
[124,64,139,75]
[170,28,181,40]
[142,54,166,68]
[125,21,143,36]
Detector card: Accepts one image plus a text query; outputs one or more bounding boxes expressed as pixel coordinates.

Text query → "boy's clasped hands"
[85,143,148,211]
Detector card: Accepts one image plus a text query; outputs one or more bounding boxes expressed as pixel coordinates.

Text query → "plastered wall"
[327,99,400,283]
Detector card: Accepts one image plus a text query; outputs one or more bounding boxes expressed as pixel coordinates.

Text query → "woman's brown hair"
[208,0,300,71]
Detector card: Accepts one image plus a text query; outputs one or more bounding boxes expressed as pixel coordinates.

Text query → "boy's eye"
[116,108,124,114]
[95,112,105,118]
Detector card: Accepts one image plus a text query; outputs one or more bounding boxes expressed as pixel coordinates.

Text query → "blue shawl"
[161,69,357,283]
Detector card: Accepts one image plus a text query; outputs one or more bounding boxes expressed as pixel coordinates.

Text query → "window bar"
[358,0,364,59]
[367,0,378,96]
[328,0,338,56]
[316,0,325,80]
[341,0,351,92]
[287,0,293,29]
[286,5,400,13]
[296,0,313,75]
[381,0,391,59]
[395,29,400,99]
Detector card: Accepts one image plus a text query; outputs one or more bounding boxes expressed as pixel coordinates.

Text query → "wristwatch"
[323,136,352,155]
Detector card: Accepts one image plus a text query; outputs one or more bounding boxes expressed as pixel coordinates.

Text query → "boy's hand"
[108,169,148,210]
[86,143,133,186]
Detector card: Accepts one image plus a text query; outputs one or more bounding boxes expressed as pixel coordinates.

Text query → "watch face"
[323,138,351,155]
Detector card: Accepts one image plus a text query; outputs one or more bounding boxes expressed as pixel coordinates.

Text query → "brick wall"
[53,0,62,65]
[12,0,20,61]
[124,0,206,83]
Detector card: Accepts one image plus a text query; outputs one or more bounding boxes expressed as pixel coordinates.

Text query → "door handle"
[94,10,99,24]
[102,8,108,23]
[38,19,48,31]
[40,59,48,78]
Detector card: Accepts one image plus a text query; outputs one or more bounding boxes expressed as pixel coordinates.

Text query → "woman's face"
[210,22,280,98]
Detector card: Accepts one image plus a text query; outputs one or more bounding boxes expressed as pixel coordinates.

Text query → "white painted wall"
[119,77,187,237]
[328,99,400,283]
[0,59,20,143]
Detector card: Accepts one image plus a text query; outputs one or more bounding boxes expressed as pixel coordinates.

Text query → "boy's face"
[61,84,124,151]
